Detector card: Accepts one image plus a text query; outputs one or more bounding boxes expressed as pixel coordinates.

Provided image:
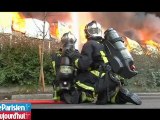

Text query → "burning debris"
[124,37,144,55]
[124,37,160,58]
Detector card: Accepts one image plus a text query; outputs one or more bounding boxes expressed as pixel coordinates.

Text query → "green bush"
[0,34,57,87]
[126,53,160,91]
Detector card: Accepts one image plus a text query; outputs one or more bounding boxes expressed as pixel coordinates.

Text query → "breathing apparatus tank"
[103,28,138,79]
[58,32,77,90]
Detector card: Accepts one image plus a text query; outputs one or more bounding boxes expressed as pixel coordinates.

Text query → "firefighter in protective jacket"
[64,21,142,105]
[52,32,80,103]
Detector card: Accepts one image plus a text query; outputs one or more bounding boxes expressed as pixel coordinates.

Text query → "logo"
[0,103,31,120]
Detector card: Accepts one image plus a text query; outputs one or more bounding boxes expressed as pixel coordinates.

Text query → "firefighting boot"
[70,89,80,104]
[96,91,108,105]
[60,89,80,104]
[116,87,142,105]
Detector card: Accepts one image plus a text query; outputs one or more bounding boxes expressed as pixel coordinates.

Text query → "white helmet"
[61,32,77,45]
[84,20,103,39]
[61,32,77,51]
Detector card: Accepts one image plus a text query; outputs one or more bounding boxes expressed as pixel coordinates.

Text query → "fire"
[143,39,160,50]
[124,37,144,55]
[50,23,59,39]
[124,37,138,52]
[0,12,26,33]
[124,33,160,56]
[142,39,160,56]
[12,12,26,33]
[124,37,132,52]
[138,30,153,41]
[138,30,160,50]
[79,25,87,44]
[1,12,160,54]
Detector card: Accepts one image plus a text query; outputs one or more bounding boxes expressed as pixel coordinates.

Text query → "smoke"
[22,12,72,23]
[22,12,160,43]
[89,12,160,43]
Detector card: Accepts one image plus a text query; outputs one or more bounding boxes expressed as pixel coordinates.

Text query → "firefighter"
[64,20,142,105]
[51,32,81,103]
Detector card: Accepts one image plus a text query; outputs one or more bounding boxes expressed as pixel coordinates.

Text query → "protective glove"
[64,49,80,62]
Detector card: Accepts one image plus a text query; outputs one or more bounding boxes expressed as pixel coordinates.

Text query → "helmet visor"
[88,28,101,35]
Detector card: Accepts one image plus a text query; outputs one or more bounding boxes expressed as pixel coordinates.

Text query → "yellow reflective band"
[111,87,119,103]
[74,58,79,68]
[52,61,56,75]
[90,70,105,77]
[100,51,108,63]
[102,73,105,77]
[91,70,100,77]
[76,81,94,91]
[81,92,94,102]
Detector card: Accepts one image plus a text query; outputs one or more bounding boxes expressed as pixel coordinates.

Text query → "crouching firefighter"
[64,20,142,105]
[52,32,81,103]
[101,27,142,105]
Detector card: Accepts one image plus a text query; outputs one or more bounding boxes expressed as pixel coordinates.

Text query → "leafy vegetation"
[0,33,61,87]
[125,52,160,92]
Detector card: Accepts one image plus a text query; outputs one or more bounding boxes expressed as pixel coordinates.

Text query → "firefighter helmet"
[84,20,103,39]
[61,32,77,45]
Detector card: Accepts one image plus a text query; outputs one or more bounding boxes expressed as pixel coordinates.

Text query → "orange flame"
[0,12,26,33]
[12,12,26,33]
[124,37,134,52]
[143,39,160,49]
[79,25,87,44]
[50,22,59,39]
[138,30,160,50]
[1,12,160,53]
